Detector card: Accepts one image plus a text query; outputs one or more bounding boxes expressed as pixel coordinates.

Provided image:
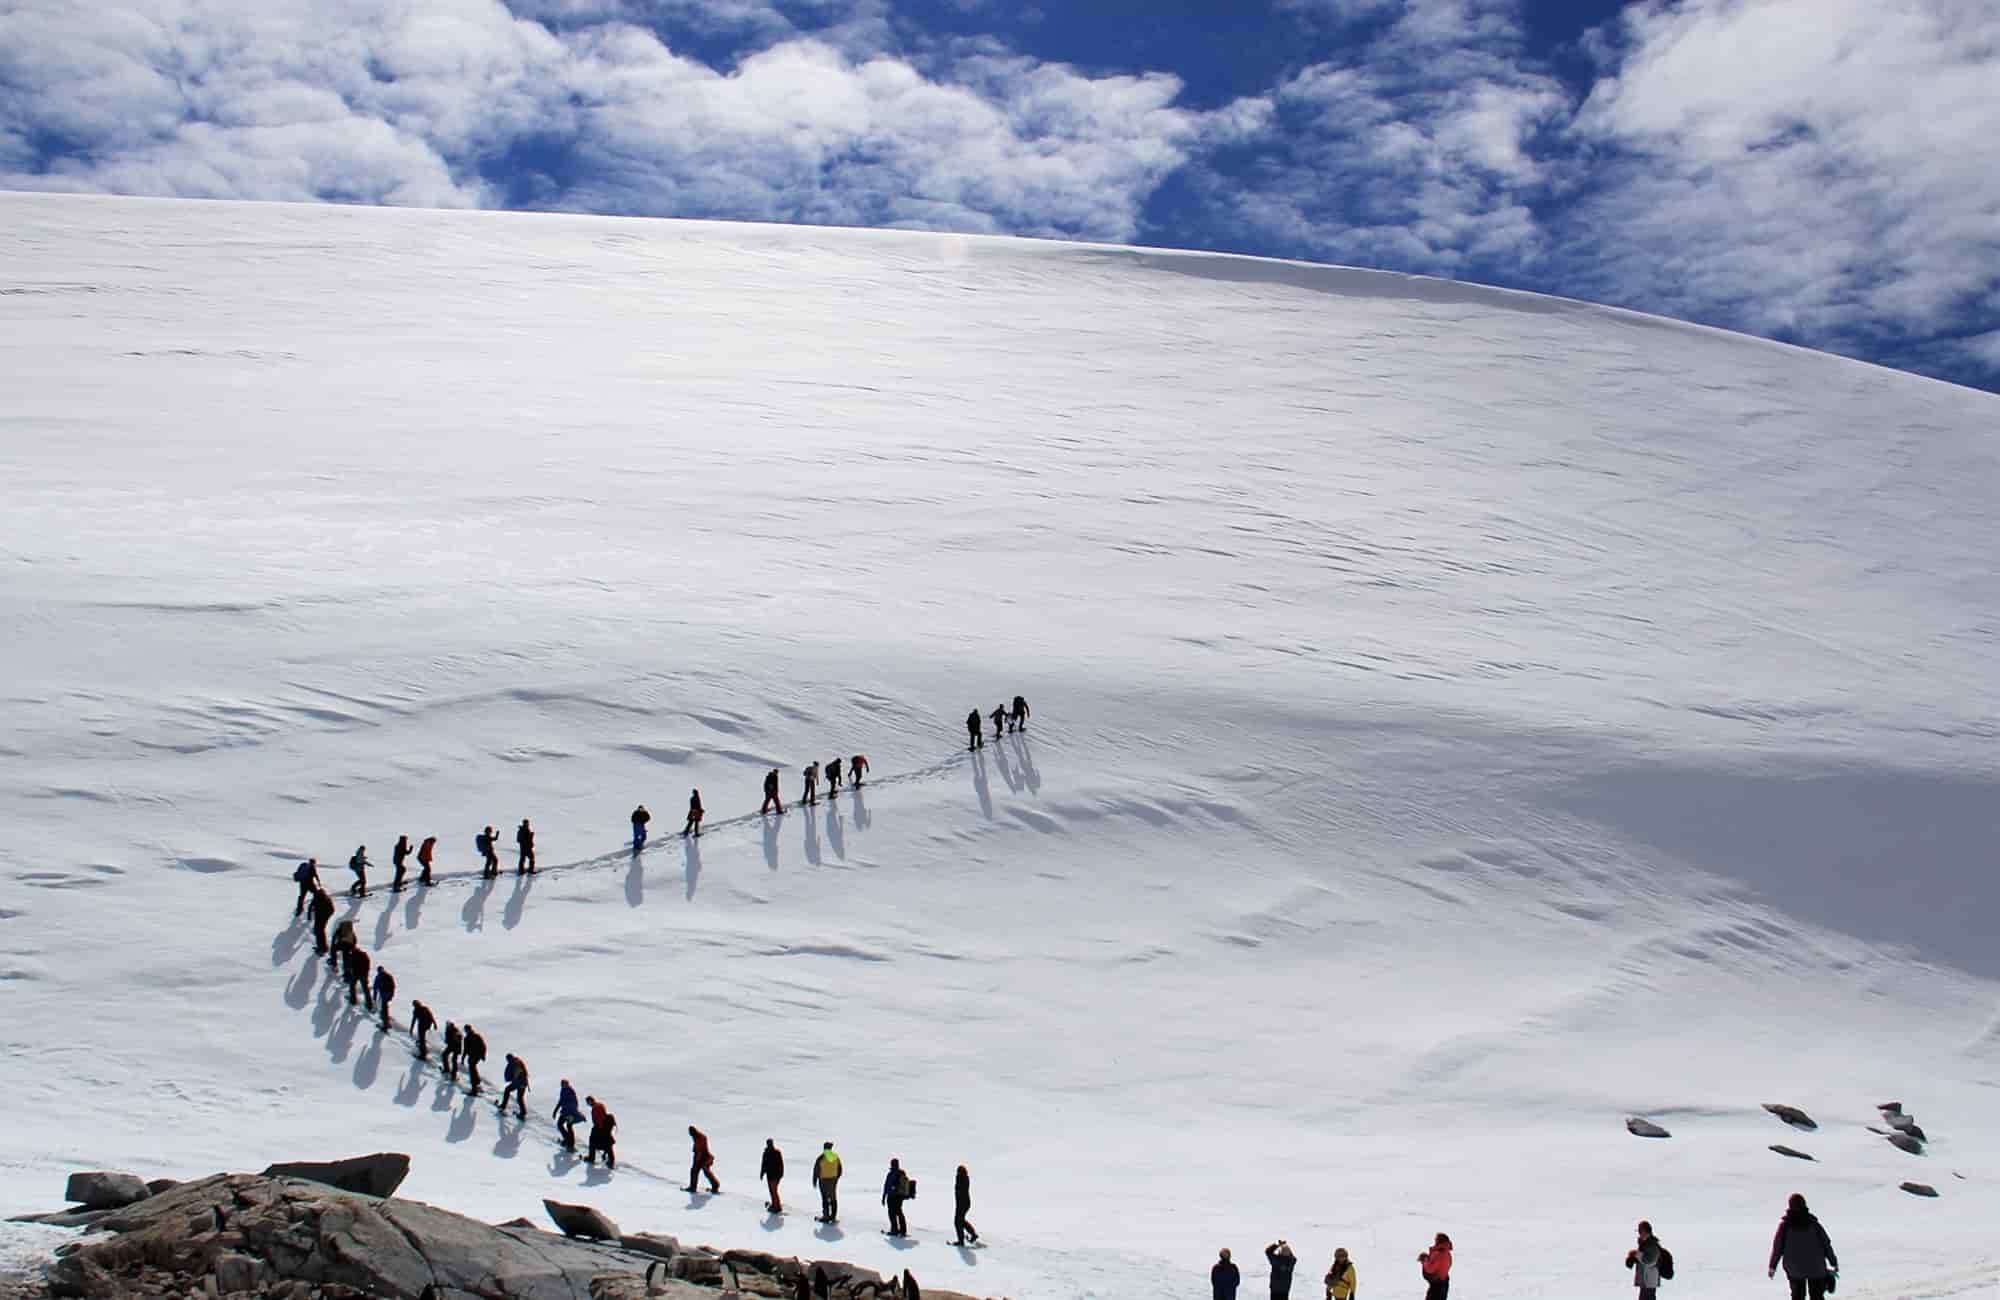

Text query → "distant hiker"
[687,1126,721,1193]
[1627,1220,1665,1300]
[292,858,321,917]
[1213,1248,1241,1300]
[462,1024,488,1093]
[1010,695,1029,731]
[553,1079,583,1150]
[762,769,784,815]
[328,916,357,968]
[344,945,373,1009]
[516,819,536,873]
[500,1053,529,1118]
[586,1095,616,1168]
[966,710,982,750]
[1418,1234,1453,1300]
[1769,1194,1837,1299]
[348,845,370,897]
[417,835,437,886]
[410,1000,436,1058]
[1266,1240,1297,1300]
[882,1158,911,1237]
[989,705,1006,739]
[684,789,703,836]
[631,804,651,850]
[812,1142,843,1221]
[850,754,869,786]
[952,1165,978,1246]
[826,756,843,792]
[372,966,396,1030]
[391,834,412,891]
[803,760,820,806]
[761,1139,785,1212]
[477,826,499,877]
[1324,1249,1356,1300]
[441,1021,463,1079]
[309,886,336,954]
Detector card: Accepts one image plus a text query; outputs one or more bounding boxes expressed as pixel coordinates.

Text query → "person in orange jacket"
[1418,1234,1452,1300]
[417,835,437,886]
[687,1125,720,1193]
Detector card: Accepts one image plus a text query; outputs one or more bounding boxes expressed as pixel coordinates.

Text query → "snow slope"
[2,191,1997,1299]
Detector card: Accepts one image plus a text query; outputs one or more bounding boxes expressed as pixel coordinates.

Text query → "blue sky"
[4,0,1997,392]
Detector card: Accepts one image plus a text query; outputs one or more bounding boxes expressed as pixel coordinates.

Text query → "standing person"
[631,804,651,850]
[462,1023,488,1093]
[410,1000,436,1058]
[1213,1249,1241,1300]
[344,945,373,1009]
[687,1126,721,1193]
[499,1053,529,1118]
[761,1139,785,1212]
[1010,695,1029,731]
[292,858,321,917]
[989,704,1007,740]
[328,916,356,969]
[952,1165,979,1246]
[347,845,370,897]
[812,1142,843,1222]
[553,1079,583,1150]
[684,789,703,836]
[762,769,784,815]
[826,756,843,792]
[1769,1194,1837,1300]
[417,835,437,886]
[390,835,412,892]
[372,965,396,1030]
[1418,1234,1452,1300]
[516,819,536,873]
[882,1159,911,1237]
[1266,1241,1297,1300]
[585,1095,606,1165]
[477,826,499,877]
[309,885,336,954]
[1627,1221,1664,1300]
[965,710,983,750]
[850,754,869,787]
[802,761,820,806]
[1324,1249,1356,1300]
[441,1020,463,1079]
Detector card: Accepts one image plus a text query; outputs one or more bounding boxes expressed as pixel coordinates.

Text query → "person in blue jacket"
[553,1079,584,1150]
[1212,1248,1241,1300]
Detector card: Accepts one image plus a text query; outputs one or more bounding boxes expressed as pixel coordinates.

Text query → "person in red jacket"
[687,1125,720,1193]
[1419,1233,1453,1300]
[416,835,437,886]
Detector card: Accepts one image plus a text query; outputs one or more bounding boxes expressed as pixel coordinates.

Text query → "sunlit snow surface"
[2,193,1997,1298]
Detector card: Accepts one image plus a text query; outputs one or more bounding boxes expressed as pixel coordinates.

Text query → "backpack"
[901,1173,916,1199]
[1658,1247,1675,1281]
[294,861,314,883]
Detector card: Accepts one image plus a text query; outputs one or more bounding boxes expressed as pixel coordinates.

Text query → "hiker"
[344,945,373,1009]
[761,1139,785,1212]
[952,1165,979,1246]
[553,1079,583,1150]
[441,1021,463,1078]
[347,845,370,897]
[292,858,321,917]
[328,915,357,968]
[826,756,843,792]
[687,1126,720,1193]
[989,704,1006,739]
[1627,1220,1665,1300]
[1418,1234,1452,1300]
[850,754,869,786]
[499,1053,529,1118]
[477,826,499,877]
[390,835,412,891]
[1010,695,1029,731]
[586,1095,616,1168]
[812,1142,842,1221]
[762,769,784,815]
[462,1024,487,1093]
[516,819,536,873]
[802,760,820,806]
[309,886,336,954]
[417,835,437,886]
[1324,1249,1356,1300]
[684,789,703,836]
[372,965,396,1030]
[631,804,651,850]
[965,709,982,750]
[1266,1240,1297,1300]
[1769,1194,1837,1300]
[1213,1248,1241,1300]
[410,1000,436,1058]
[882,1159,912,1237]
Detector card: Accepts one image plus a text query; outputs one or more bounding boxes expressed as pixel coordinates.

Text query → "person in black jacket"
[515,819,536,873]
[344,945,373,1009]
[762,769,784,815]
[762,1139,785,1212]
[372,966,396,1030]
[441,1021,463,1078]
[499,1053,529,1118]
[390,835,412,891]
[685,789,704,836]
[1010,695,1030,731]
[462,1024,488,1093]
[1769,1194,1838,1299]
[1264,1240,1296,1300]
[966,709,983,750]
[410,1000,437,1058]
[881,1159,910,1236]
[1212,1248,1241,1300]
[309,886,336,954]
[631,804,651,850]
[347,845,370,897]
[952,1165,979,1246]
[292,859,321,917]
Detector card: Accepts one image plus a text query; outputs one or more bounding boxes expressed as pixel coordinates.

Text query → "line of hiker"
[295,822,538,902]
[966,695,1029,749]
[757,753,871,817]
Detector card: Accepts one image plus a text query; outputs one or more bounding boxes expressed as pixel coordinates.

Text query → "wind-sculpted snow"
[1,193,1997,1299]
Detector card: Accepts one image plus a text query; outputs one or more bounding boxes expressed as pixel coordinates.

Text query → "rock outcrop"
[61,1174,150,1211]
[261,1153,411,1199]
[544,1199,622,1242]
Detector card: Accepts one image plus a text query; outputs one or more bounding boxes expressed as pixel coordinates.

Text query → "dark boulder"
[261,1153,411,1199]
[1901,1182,1939,1197]
[1769,1145,1815,1161]
[1763,1104,1817,1130]
[542,1198,622,1241]
[64,1171,152,1209]
[1887,1132,1925,1155]
[1626,1117,1671,1139]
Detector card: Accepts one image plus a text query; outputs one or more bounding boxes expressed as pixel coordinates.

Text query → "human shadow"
[462,875,496,932]
[763,815,780,872]
[373,895,396,949]
[446,1092,479,1144]
[272,920,308,967]
[353,1027,385,1091]
[583,1164,615,1187]
[503,874,534,930]
[971,752,993,820]
[882,1234,918,1252]
[550,1149,581,1179]
[804,810,821,866]
[625,850,645,908]
[285,955,324,1010]
[310,977,343,1038]
[393,1057,426,1108]
[852,788,871,830]
[432,1075,459,1113]
[685,1191,715,1209]
[326,1004,362,1065]
[992,741,1022,793]
[954,1244,979,1265]
[826,805,846,861]
[760,1212,785,1233]
[684,834,703,900]
[814,1223,845,1244]
[1012,733,1040,793]
[403,881,429,930]
[493,1112,524,1159]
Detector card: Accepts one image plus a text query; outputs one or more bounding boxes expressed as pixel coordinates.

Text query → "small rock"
[1887,1132,1925,1155]
[1769,1145,1815,1161]
[1900,1182,1939,1197]
[1626,1117,1671,1139]
[64,1171,153,1210]
[1763,1103,1817,1130]
[261,1153,411,1199]
[495,1217,540,1229]
[617,1232,683,1262]
[1878,1101,1903,1114]
[1886,1112,1917,1131]
[542,1198,621,1241]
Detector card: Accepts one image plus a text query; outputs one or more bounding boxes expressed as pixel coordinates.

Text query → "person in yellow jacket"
[1324,1248,1356,1300]
[812,1142,843,1222]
